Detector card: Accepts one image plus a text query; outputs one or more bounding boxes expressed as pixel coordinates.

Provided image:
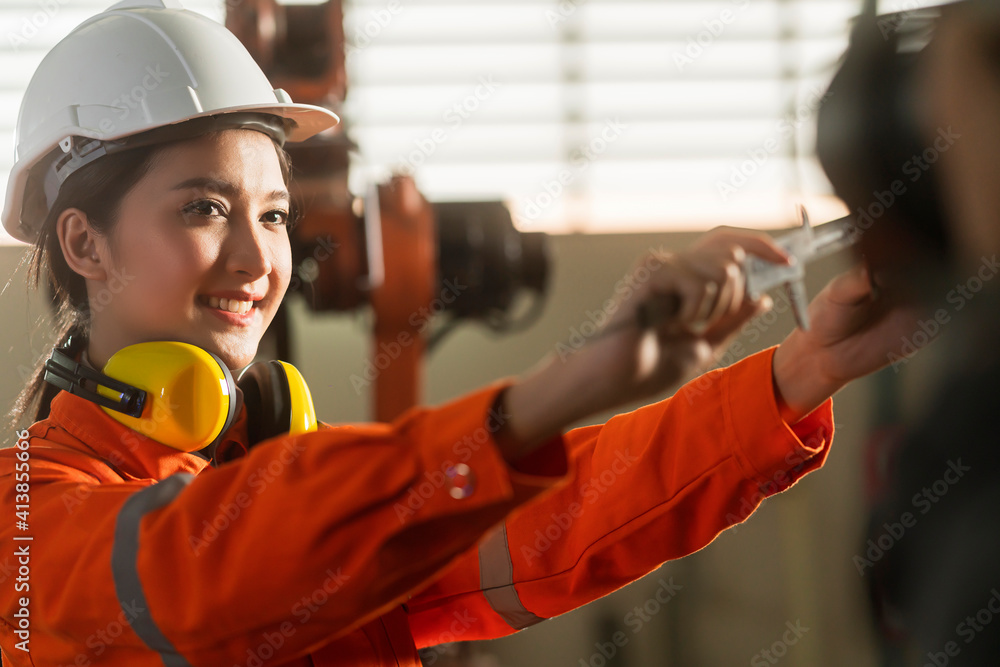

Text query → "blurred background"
[0,1,954,665]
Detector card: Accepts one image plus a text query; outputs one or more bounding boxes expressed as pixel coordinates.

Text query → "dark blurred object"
[816,0,952,298]
[431,201,550,348]
[820,2,1000,665]
[865,287,1000,666]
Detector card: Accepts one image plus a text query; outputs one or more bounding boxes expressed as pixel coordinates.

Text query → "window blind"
[0,0,866,243]
[341,0,863,232]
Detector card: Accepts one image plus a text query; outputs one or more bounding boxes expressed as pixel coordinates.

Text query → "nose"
[225,216,273,281]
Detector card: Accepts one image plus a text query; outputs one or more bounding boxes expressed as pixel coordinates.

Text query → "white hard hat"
[2,0,341,244]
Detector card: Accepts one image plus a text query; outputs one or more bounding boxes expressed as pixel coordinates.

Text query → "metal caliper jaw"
[744,207,858,330]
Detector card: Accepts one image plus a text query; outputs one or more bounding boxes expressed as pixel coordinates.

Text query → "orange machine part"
[227,0,436,423]
[225,0,347,109]
[369,176,437,423]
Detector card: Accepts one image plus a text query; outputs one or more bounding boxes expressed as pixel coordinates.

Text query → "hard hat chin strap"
[42,112,291,210]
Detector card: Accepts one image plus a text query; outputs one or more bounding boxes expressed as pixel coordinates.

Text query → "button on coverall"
[0,346,832,666]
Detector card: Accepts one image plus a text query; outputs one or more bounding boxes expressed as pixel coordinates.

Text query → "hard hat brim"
[2,102,340,244]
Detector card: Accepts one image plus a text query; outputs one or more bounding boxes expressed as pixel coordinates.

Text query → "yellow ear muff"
[278,361,317,435]
[237,360,317,446]
[99,341,237,452]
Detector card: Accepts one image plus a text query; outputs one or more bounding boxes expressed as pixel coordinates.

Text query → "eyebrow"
[170,176,289,203]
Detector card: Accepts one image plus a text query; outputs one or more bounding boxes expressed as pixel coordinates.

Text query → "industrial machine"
[226,0,552,422]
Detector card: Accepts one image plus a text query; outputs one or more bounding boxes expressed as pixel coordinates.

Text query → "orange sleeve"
[0,378,568,667]
[405,347,834,648]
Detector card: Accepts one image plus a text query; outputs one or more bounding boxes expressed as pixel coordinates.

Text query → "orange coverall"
[0,346,832,666]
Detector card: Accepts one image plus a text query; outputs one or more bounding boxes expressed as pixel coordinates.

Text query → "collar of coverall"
[79,340,247,468]
[46,379,249,480]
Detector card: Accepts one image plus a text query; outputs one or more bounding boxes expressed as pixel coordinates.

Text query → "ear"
[56,208,108,281]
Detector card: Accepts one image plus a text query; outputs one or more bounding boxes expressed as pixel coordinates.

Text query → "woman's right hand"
[493,228,792,462]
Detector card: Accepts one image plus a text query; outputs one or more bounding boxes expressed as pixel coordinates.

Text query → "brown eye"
[182,200,225,219]
[262,209,289,226]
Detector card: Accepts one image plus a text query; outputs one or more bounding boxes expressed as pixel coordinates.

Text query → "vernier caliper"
[587,207,858,343]
[742,206,857,330]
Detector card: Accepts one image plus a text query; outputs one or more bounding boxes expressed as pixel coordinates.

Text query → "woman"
[0,1,916,666]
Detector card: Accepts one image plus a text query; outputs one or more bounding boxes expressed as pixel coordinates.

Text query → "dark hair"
[8,128,295,429]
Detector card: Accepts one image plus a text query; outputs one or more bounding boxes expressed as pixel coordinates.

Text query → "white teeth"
[204,296,253,314]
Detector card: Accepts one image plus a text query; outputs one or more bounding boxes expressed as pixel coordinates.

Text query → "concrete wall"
[0,229,886,666]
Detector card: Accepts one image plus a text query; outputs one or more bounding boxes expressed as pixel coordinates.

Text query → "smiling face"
[79,129,293,370]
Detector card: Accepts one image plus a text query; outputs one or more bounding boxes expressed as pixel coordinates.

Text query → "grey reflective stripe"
[111,473,195,667]
[478,523,545,630]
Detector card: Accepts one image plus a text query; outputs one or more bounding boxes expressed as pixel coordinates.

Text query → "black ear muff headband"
[44,342,145,418]
[42,338,238,454]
